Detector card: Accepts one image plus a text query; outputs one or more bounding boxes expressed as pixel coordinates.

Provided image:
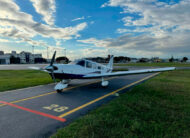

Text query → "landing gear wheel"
[101,77,109,87]
[56,89,62,93]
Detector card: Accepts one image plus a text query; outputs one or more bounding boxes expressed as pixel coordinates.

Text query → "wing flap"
[83,67,175,78]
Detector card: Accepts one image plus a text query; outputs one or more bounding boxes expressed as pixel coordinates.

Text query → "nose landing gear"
[101,77,109,87]
[55,80,70,93]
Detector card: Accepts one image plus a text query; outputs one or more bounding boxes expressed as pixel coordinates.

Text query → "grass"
[113,68,128,71]
[52,70,190,138]
[0,68,127,92]
[115,62,190,67]
[0,70,52,92]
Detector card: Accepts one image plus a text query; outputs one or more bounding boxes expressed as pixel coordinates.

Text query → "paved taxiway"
[0,73,158,138]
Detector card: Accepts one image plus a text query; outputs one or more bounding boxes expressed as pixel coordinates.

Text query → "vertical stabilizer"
[107,55,114,72]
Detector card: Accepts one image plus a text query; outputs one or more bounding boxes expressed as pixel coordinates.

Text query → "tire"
[56,89,62,93]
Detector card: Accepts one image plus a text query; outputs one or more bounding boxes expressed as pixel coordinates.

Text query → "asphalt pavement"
[0,64,48,70]
[0,73,158,138]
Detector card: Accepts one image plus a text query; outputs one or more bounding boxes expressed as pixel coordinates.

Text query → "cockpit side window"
[77,60,85,67]
[86,61,92,68]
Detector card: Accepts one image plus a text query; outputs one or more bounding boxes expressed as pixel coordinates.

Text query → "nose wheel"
[56,89,62,93]
[101,77,109,87]
[55,80,70,93]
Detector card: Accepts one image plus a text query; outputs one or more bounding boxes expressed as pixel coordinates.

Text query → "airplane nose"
[45,65,58,71]
[45,66,53,71]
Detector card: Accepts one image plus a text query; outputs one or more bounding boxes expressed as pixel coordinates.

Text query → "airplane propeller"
[45,51,57,83]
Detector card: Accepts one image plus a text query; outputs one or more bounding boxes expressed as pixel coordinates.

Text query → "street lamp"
[64,49,66,57]
[32,45,34,54]
[47,47,49,59]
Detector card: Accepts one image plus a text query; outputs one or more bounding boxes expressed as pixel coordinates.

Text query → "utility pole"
[64,49,66,57]
[47,47,49,59]
[32,45,34,54]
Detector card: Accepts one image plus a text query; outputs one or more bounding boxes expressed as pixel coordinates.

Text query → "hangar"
[0,54,11,64]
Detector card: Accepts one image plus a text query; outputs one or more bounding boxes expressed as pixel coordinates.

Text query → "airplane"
[30,51,175,93]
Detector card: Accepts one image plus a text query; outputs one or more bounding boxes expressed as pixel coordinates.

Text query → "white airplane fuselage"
[47,59,112,80]
[30,51,175,92]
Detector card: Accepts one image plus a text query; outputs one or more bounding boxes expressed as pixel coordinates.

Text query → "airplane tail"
[107,55,114,72]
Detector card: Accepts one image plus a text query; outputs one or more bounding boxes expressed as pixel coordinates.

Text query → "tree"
[56,56,69,64]
[114,56,131,63]
[139,58,147,63]
[10,56,20,64]
[34,58,47,63]
[182,57,188,62]
[169,56,174,62]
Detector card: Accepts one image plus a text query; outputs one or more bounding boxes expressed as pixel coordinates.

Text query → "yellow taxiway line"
[58,73,159,118]
[0,78,115,107]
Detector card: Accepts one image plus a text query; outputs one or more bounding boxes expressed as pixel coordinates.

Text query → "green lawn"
[0,69,127,92]
[52,70,190,138]
[0,70,52,92]
[115,62,190,67]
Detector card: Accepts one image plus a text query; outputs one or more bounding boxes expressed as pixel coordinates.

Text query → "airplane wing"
[83,67,175,78]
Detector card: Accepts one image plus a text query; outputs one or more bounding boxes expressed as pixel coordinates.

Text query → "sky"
[0,0,190,60]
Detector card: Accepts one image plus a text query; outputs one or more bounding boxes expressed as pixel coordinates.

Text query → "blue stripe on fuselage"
[49,73,84,79]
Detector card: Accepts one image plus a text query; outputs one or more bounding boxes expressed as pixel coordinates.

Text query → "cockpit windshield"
[69,59,85,67]
[77,60,85,66]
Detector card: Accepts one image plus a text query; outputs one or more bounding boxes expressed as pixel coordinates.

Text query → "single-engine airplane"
[30,51,175,92]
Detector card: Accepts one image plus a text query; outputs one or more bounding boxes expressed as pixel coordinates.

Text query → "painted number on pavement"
[43,104,69,112]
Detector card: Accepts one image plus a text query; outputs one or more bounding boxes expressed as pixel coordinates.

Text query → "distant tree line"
[169,56,188,62]
[56,56,69,64]
[114,56,131,63]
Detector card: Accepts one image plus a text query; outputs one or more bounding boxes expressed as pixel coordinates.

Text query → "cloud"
[97,0,190,57]
[0,38,9,43]
[0,0,87,48]
[103,0,190,33]
[116,28,128,34]
[30,0,56,26]
[71,16,92,22]
[72,16,85,22]
[77,38,111,47]
[77,30,190,57]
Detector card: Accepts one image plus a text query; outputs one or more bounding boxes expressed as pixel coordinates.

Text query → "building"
[130,58,138,63]
[0,54,11,64]
[0,51,4,55]
[0,51,42,64]
[151,57,162,63]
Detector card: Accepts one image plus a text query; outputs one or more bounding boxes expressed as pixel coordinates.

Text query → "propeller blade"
[50,51,56,66]
[29,66,49,72]
[28,67,41,70]
[51,71,56,83]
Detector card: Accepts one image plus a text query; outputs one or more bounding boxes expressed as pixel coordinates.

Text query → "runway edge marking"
[58,73,159,118]
[0,101,66,122]
[0,78,115,107]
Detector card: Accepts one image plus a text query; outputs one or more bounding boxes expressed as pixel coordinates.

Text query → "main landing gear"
[101,77,109,87]
[55,80,70,93]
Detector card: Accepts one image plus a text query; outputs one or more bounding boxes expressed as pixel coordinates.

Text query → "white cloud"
[116,28,128,34]
[0,38,9,43]
[77,38,111,47]
[103,0,190,33]
[98,0,190,57]
[30,0,56,26]
[77,30,190,58]
[72,16,85,22]
[0,0,88,48]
